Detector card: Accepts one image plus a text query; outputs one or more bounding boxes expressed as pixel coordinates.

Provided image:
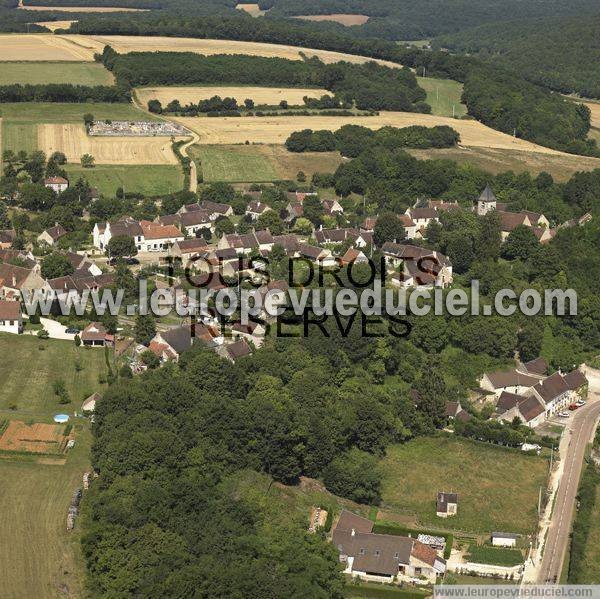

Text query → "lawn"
[379,436,548,534]
[0,333,107,418]
[0,425,92,599]
[192,143,344,182]
[416,77,467,118]
[345,583,430,598]
[65,164,183,196]
[0,62,113,86]
[466,544,523,567]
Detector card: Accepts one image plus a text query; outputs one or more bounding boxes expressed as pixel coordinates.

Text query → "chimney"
[351,528,355,537]
[12,275,17,287]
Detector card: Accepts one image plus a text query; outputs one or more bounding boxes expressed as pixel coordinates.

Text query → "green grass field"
[195,144,278,182]
[577,484,600,582]
[0,334,107,599]
[379,436,548,534]
[0,333,107,417]
[0,102,159,124]
[65,164,183,196]
[192,143,344,183]
[0,427,92,599]
[0,62,114,86]
[1,121,37,155]
[416,77,467,118]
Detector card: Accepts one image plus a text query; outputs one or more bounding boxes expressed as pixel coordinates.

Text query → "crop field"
[18,2,148,11]
[1,121,38,155]
[0,61,113,85]
[379,436,548,534]
[416,76,467,118]
[65,163,183,195]
[293,14,370,26]
[172,112,566,154]
[37,123,182,164]
[408,146,600,182]
[0,33,99,61]
[0,420,71,454]
[135,86,331,108]
[583,101,600,128]
[82,34,402,67]
[192,144,344,182]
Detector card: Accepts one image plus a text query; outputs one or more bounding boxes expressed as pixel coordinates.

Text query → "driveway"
[25,318,76,340]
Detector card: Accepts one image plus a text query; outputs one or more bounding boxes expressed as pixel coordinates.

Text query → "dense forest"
[260,0,600,40]
[285,124,459,154]
[436,15,600,99]
[100,46,428,112]
[462,66,596,156]
[0,83,130,103]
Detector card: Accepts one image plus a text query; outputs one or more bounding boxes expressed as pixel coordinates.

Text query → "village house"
[197,200,234,220]
[93,217,142,251]
[219,338,252,362]
[321,198,344,216]
[314,227,371,248]
[0,299,23,334]
[0,262,46,301]
[528,371,570,416]
[93,217,184,253]
[494,391,546,428]
[286,201,304,221]
[361,217,378,233]
[44,272,115,306]
[405,207,439,234]
[245,201,271,221]
[37,223,68,247]
[148,323,217,363]
[445,401,472,423]
[563,369,588,400]
[436,492,458,518]
[218,230,275,255]
[298,243,336,267]
[230,320,266,347]
[339,247,369,266]
[382,242,453,289]
[332,510,446,584]
[82,392,103,414]
[44,176,68,193]
[398,214,418,239]
[81,322,110,347]
[62,251,102,277]
[0,248,36,269]
[158,210,213,236]
[169,238,210,262]
[479,369,541,397]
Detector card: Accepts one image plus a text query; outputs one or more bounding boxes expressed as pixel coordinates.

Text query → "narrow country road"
[131,89,200,192]
[537,368,600,583]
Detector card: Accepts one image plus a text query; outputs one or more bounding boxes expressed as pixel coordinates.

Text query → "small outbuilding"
[492,532,518,548]
[436,492,458,518]
[82,392,103,413]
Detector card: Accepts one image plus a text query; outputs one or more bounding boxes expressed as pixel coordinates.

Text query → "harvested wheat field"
[37,123,183,164]
[83,35,401,67]
[172,112,566,154]
[34,20,76,31]
[293,14,370,26]
[583,101,600,128]
[18,0,148,11]
[0,33,98,61]
[236,3,267,17]
[135,86,331,107]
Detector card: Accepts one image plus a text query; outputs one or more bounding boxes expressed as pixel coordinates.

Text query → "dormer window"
[359,548,365,556]
[374,550,380,557]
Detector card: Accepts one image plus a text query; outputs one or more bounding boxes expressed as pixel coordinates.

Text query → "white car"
[575,400,586,407]
[558,412,570,418]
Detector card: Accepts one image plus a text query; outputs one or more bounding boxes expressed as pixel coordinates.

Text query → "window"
[394,552,399,559]
[374,550,380,557]
[359,548,365,556]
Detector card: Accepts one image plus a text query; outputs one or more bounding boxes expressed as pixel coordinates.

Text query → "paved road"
[537,377,600,583]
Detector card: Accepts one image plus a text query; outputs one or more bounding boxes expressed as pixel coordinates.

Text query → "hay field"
[135,86,331,107]
[417,76,467,118]
[0,33,98,61]
[83,34,402,67]
[34,20,76,31]
[0,62,113,85]
[293,14,370,26]
[583,101,600,128]
[37,123,182,165]
[18,1,147,11]
[172,112,566,154]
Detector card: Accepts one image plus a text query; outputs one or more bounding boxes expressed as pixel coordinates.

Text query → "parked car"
[568,403,580,410]
[65,327,80,335]
[558,411,569,418]
[575,400,586,407]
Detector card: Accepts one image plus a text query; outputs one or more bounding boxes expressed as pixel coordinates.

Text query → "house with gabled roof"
[198,200,233,220]
[528,371,570,416]
[0,299,23,334]
[382,242,452,289]
[494,391,546,428]
[0,263,46,301]
[37,223,68,247]
[0,229,16,249]
[81,322,109,347]
[245,201,271,221]
[332,510,446,584]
